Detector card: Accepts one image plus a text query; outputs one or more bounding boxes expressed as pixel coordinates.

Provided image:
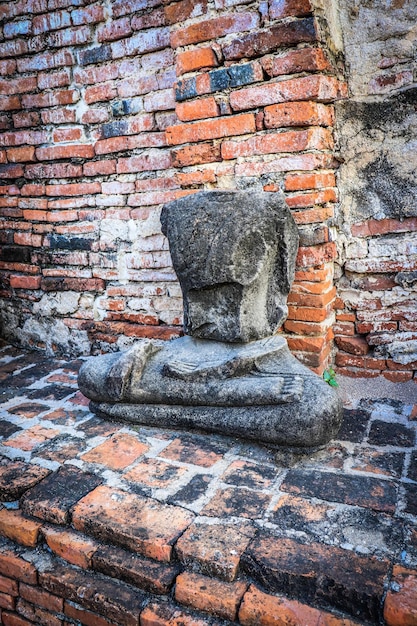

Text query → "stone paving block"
[0,459,50,501]
[281,468,398,513]
[241,534,390,622]
[368,421,416,447]
[81,432,148,470]
[175,571,248,621]
[92,543,180,594]
[159,434,230,467]
[384,565,417,626]
[175,522,256,581]
[42,526,100,569]
[0,509,42,547]
[201,486,272,518]
[72,485,194,562]
[337,408,371,443]
[21,466,102,525]
[124,458,188,489]
[239,584,363,626]
[219,460,278,489]
[39,562,147,626]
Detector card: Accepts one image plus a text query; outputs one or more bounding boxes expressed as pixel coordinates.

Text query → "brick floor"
[0,341,416,625]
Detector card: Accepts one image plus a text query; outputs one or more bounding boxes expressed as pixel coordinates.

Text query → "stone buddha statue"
[78,191,342,449]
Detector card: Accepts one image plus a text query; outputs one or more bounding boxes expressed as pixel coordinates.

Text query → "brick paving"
[0,341,416,625]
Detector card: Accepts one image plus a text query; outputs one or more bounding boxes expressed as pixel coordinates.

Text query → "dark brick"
[21,466,102,525]
[202,487,271,518]
[15,598,61,626]
[368,420,415,447]
[35,435,87,463]
[169,474,211,505]
[77,417,121,438]
[352,448,405,478]
[241,534,389,622]
[281,468,398,513]
[79,44,111,65]
[92,544,180,594]
[175,76,197,102]
[159,433,230,467]
[27,385,74,402]
[408,451,417,482]
[48,235,93,251]
[223,17,317,60]
[0,459,50,501]
[0,421,22,440]
[101,120,128,138]
[40,561,147,626]
[403,483,417,516]
[8,402,49,418]
[0,247,31,264]
[337,408,371,442]
[220,460,278,489]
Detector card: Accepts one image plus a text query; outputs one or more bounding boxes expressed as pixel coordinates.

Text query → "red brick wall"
[0,0,346,373]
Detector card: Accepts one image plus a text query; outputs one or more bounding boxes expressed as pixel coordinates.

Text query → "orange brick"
[383,371,413,383]
[285,171,336,191]
[171,142,221,166]
[45,182,101,197]
[175,572,247,621]
[292,206,334,225]
[73,485,194,562]
[9,275,41,290]
[384,566,417,626]
[0,549,37,584]
[239,584,362,626]
[0,575,18,596]
[286,188,337,208]
[141,601,214,626]
[287,305,330,322]
[175,169,216,186]
[171,13,259,47]
[222,127,333,159]
[5,146,36,162]
[166,113,256,145]
[262,47,331,77]
[19,583,63,614]
[42,526,99,569]
[176,47,218,75]
[0,509,41,547]
[176,97,219,122]
[288,287,336,308]
[35,144,94,161]
[81,432,148,470]
[284,319,333,336]
[296,242,337,268]
[265,100,334,128]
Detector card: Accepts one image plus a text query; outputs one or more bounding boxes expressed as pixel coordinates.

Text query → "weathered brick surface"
[0,0,354,374]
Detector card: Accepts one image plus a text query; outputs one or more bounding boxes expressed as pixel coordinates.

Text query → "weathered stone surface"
[79,191,342,449]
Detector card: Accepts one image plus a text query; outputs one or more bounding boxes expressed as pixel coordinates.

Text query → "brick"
[117,151,172,173]
[175,572,247,621]
[176,522,256,581]
[0,459,49,500]
[52,127,82,143]
[0,95,21,111]
[0,77,37,96]
[0,549,37,585]
[84,83,117,104]
[223,17,316,60]
[242,534,390,622]
[171,13,259,48]
[71,4,106,26]
[42,526,99,569]
[281,468,397,512]
[384,566,417,626]
[0,593,15,611]
[81,432,148,470]
[335,335,369,355]
[223,127,332,159]
[239,584,361,626]
[2,612,34,626]
[45,182,100,196]
[22,89,79,109]
[383,370,413,382]
[124,458,187,489]
[21,466,102,525]
[368,421,415,447]
[171,142,221,166]
[73,485,194,561]
[176,47,218,75]
[35,144,94,161]
[296,242,337,268]
[6,147,36,162]
[166,113,255,145]
[0,575,18,596]
[131,6,166,30]
[262,47,330,77]
[0,509,42,547]
[269,0,312,18]
[40,563,146,626]
[41,108,76,124]
[285,171,336,191]
[92,544,179,595]
[202,487,271,518]
[141,601,217,626]
[64,602,117,626]
[232,75,344,111]
[176,97,219,122]
[83,157,118,176]
[10,275,41,290]
[351,217,417,237]
[97,18,132,43]
[19,583,63,614]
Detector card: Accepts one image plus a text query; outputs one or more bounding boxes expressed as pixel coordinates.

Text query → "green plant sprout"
[323,368,339,387]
